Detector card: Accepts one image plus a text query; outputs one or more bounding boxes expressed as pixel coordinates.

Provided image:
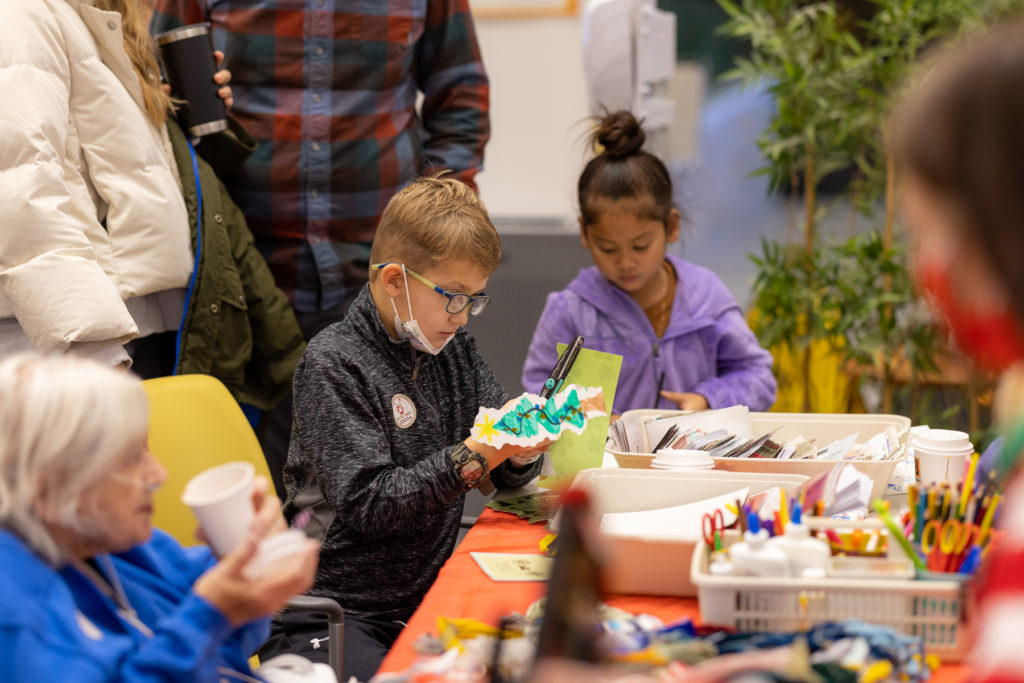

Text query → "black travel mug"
[156,23,228,137]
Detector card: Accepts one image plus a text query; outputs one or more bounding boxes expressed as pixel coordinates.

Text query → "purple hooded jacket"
[522,254,777,414]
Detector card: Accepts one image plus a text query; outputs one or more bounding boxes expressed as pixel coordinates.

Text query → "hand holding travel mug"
[156,23,228,137]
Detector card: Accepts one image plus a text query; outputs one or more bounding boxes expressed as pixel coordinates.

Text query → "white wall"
[473,15,705,226]
[474,17,590,224]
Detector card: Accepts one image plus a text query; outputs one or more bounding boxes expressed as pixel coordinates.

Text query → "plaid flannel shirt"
[150,0,490,313]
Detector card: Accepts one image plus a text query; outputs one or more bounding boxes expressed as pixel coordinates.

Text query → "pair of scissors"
[921,518,974,571]
[921,519,962,555]
[702,509,725,552]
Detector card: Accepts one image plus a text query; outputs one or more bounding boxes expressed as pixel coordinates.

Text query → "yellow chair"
[143,373,274,547]
[142,374,345,675]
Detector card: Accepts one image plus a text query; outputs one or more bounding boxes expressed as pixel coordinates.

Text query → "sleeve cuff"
[181,591,235,644]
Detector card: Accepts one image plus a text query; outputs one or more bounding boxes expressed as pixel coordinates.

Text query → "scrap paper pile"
[608,405,904,461]
[387,606,935,683]
[796,463,875,519]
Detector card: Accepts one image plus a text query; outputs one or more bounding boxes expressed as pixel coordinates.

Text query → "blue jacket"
[522,254,777,414]
[0,528,269,682]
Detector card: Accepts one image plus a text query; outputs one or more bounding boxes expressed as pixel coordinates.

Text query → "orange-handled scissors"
[703,509,726,551]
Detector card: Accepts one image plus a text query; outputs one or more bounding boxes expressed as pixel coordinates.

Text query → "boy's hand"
[464,436,555,469]
[659,391,709,411]
[508,451,544,468]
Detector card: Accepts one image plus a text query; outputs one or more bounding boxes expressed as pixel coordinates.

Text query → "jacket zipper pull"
[652,341,660,359]
[412,356,420,381]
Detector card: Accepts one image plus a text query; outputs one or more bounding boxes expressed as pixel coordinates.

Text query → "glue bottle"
[728,512,789,577]
[769,504,830,578]
[709,551,734,576]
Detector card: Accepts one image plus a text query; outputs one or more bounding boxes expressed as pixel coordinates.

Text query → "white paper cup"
[911,437,973,456]
[912,428,971,451]
[650,461,715,470]
[181,461,255,556]
[915,446,971,485]
[653,448,715,469]
[246,529,308,579]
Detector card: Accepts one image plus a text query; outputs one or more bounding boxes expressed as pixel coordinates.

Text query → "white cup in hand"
[181,461,255,556]
[246,529,311,579]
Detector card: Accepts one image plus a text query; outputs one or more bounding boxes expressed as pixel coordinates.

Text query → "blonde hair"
[370,176,501,276]
[95,0,173,127]
[0,355,149,565]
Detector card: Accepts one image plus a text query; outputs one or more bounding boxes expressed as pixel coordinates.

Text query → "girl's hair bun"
[595,110,645,158]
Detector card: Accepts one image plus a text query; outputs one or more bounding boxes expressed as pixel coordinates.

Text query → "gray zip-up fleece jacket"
[282,285,540,616]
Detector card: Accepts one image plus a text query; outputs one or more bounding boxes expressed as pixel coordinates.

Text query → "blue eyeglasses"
[371,263,492,316]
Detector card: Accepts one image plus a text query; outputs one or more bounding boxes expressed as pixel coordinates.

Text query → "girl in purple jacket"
[522,111,777,415]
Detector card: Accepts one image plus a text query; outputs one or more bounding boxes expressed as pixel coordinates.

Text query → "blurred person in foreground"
[0,353,319,682]
[893,17,1024,683]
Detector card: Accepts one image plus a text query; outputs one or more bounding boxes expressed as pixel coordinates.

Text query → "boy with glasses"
[262,177,546,679]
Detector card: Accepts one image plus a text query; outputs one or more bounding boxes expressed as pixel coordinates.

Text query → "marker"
[959,453,979,519]
[979,493,1001,538]
[539,335,584,399]
[958,546,982,574]
[778,489,789,535]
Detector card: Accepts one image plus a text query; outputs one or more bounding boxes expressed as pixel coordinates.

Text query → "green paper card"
[544,344,622,487]
[487,491,559,524]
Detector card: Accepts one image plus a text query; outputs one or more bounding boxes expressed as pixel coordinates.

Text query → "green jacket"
[166,120,305,410]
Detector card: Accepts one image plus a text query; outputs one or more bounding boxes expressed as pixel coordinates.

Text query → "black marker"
[539,335,584,399]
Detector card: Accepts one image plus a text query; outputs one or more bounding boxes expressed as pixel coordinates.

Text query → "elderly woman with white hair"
[0,353,320,681]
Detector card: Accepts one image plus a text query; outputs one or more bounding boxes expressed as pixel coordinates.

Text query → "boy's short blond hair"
[370,176,501,277]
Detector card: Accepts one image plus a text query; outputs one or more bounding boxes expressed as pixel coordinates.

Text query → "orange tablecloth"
[378,508,967,682]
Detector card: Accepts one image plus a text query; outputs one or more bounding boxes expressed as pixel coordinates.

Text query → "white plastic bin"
[690,518,967,662]
[568,468,808,597]
[617,410,911,503]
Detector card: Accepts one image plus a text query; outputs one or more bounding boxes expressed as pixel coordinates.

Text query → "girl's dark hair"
[578,111,675,231]
[893,20,1024,321]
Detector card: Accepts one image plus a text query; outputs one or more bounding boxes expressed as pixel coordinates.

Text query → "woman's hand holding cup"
[193,525,319,627]
[193,475,319,626]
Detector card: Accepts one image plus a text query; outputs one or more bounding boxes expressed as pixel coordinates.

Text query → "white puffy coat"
[0,0,192,354]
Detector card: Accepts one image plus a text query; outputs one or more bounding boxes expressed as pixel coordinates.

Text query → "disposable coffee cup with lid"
[912,428,973,486]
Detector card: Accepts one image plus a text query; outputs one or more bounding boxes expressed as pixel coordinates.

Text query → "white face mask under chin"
[389,267,453,356]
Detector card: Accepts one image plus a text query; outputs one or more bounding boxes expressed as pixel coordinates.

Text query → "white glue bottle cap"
[770,504,830,578]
